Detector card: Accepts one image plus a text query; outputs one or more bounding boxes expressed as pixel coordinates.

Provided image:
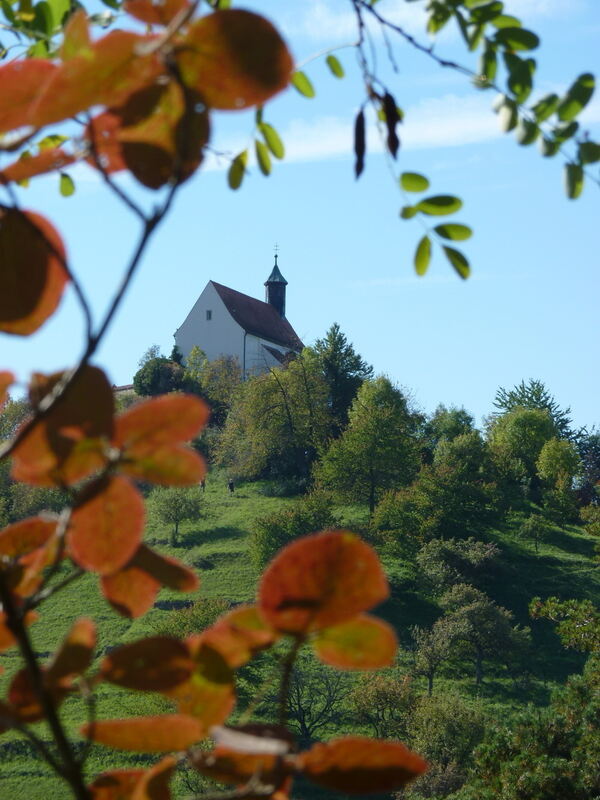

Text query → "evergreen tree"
[493,379,573,439]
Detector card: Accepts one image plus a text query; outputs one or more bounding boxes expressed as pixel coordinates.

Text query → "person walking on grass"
[227,478,234,495]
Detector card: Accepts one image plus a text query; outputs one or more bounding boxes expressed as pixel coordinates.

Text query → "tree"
[576,428,600,505]
[315,376,421,513]
[138,344,162,367]
[148,486,204,546]
[416,537,500,593]
[411,620,458,696]
[536,437,581,491]
[351,672,415,739]
[441,584,531,686]
[133,356,185,396]
[421,405,475,463]
[183,347,242,427]
[312,323,373,436]
[217,350,331,482]
[488,407,558,498]
[493,379,574,439]
[519,513,551,554]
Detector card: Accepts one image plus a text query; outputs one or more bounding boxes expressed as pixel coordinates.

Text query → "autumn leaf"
[0,208,68,337]
[100,637,193,691]
[258,530,389,635]
[0,60,57,135]
[176,10,293,110]
[202,605,278,668]
[46,618,96,686]
[81,715,204,752]
[0,371,13,407]
[312,614,397,669]
[0,148,76,184]
[298,736,428,793]
[125,0,190,27]
[68,476,145,575]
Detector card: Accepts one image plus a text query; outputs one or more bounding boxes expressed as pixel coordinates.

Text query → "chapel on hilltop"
[173,256,304,377]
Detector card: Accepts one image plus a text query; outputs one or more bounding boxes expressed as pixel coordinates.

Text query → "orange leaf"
[0,371,14,406]
[101,564,161,619]
[166,640,235,729]
[8,666,69,722]
[0,148,76,184]
[100,637,193,691]
[30,32,163,128]
[125,0,190,26]
[46,617,96,686]
[60,9,92,61]
[81,714,204,752]
[132,756,176,800]
[312,614,397,670]
[298,737,428,794]
[0,516,56,559]
[0,60,57,135]
[121,444,206,486]
[114,394,209,453]
[11,365,113,486]
[202,605,278,668]
[0,208,68,336]
[89,769,145,800]
[68,476,144,574]
[176,10,293,110]
[258,530,389,635]
[131,544,199,591]
[0,609,37,652]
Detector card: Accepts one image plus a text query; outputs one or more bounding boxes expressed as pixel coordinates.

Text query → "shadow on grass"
[543,526,596,557]
[183,525,247,547]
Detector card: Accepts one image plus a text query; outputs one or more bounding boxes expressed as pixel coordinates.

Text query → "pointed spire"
[265,248,287,317]
[265,246,288,286]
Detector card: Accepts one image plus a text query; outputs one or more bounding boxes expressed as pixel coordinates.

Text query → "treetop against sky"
[1,0,598,430]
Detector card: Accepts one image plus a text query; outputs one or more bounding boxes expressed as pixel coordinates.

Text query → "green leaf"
[255,139,271,176]
[255,106,263,125]
[515,119,538,146]
[227,150,248,190]
[531,93,560,122]
[578,141,600,165]
[47,0,70,27]
[427,2,451,34]
[415,195,463,216]
[478,43,497,85]
[99,0,120,9]
[564,163,584,200]
[553,120,578,144]
[503,52,534,103]
[399,205,418,220]
[494,26,539,51]
[434,223,472,241]
[414,235,431,276]
[32,0,53,34]
[325,54,344,78]
[259,123,284,159]
[59,173,75,197]
[1,0,16,24]
[491,14,522,28]
[557,73,595,122]
[498,99,518,132]
[470,1,503,24]
[538,136,560,158]
[400,172,430,193]
[291,71,315,98]
[443,246,470,279]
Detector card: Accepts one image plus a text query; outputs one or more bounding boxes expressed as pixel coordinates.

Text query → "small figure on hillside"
[227,478,235,494]
[200,478,206,492]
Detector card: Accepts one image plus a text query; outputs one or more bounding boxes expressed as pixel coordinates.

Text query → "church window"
[206,310,212,321]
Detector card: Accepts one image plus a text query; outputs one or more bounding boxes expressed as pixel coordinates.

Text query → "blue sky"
[2,0,599,430]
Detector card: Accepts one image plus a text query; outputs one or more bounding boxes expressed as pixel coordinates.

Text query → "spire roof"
[265,253,288,285]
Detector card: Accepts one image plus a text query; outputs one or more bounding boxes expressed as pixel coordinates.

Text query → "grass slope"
[0,478,598,799]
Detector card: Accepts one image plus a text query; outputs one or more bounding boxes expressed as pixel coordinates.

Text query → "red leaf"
[131,544,199,591]
[177,10,293,111]
[68,476,144,574]
[202,605,278,668]
[0,371,14,406]
[0,516,56,559]
[125,0,190,26]
[258,530,389,635]
[46,617,96,685]
[132,756,176,800]
[100,637,193,691]
[166,640,235,729]
[0,609,37,653]
[89,769,145,800]
[0,148,76,184]
[114,394,209,452]
[0,208,68,336]
[81,714,204,752]
[8,666,69,722]
[101,564,161,619]
[29,32,163,128]
[11,365,114,486]
[0,60,57,135]
[312,614,397,670]
[298,737,428,794]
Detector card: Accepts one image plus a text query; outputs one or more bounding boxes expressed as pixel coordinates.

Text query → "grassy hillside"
[0,476,598,799]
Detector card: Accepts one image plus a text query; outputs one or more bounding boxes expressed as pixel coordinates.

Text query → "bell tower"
[264,251,288,318]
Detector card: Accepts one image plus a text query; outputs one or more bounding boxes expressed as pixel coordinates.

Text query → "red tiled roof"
[211,281,303,352]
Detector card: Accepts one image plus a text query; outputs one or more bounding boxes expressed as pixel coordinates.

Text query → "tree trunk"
[427,672,434,697]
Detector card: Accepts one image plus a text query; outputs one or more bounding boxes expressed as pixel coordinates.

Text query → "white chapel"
[173,257,304,377]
